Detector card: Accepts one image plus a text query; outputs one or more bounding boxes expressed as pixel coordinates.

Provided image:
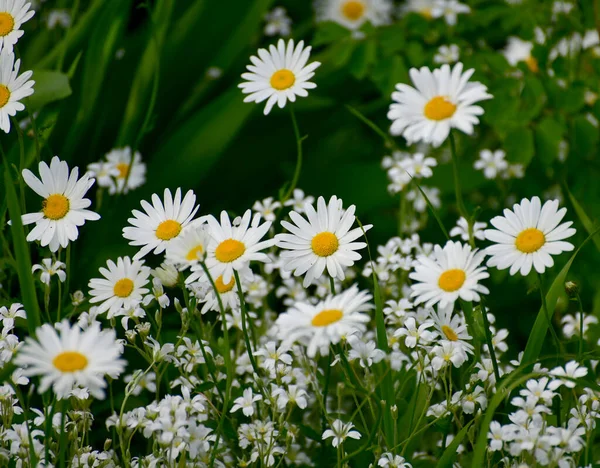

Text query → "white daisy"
[194,273,241,315]
[315,0,393,31]
[14,320,126,399]
[239,38,321,115]
[428,303,474,354]
[387,62,492,148]
[88,256,151,318]
[503,37,538,73]
[165,224,210,270]
[275,285,372,357]
[21,156,100,252]
[105,147,146,194]
[484,197,576,276]
[203,209,274,284]
[0,0,35,52]
[410,240,489,308]
[276,195,371,287]
[474,149,508,180]
[122,188,200,260]
[0,46,34,133]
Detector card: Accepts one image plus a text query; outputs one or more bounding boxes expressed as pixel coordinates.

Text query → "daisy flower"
[484,197,576,276]
[410,240,489,308]
[190,272,243,315]
[275,285,372,357]
[165,225,210,270]
[315,0,393,31]
[474,149,508,180]
[239,38,321,115]
[0,0,35,52]
[387,62,492,148]
[122,188,200,260]
[503,37,538,73]
[0,46,34,133]
[88,257,151,318]
[276,196,371,287]
[429,304,474,354]
[203,209,274,284]
[14,320,126,399]
[21,156,100,252]
[105,147,146,194]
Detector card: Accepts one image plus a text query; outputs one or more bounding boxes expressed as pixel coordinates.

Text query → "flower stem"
[329,276,336,294]
[479,297,501,384]
[233,270,261,377]
[536,272,562,353]
[448,132,475,247]
[575,291,586,361]
[282,106,303,204]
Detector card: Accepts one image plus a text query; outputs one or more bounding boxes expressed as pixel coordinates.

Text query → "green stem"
[575,291,586,361]
[58,400,67,468]
[233,270,260,377]
[537,272,562,354]
[329,276,336,294]
[281,106,303,203]
[448,131,475,246]
[479,298,501,384]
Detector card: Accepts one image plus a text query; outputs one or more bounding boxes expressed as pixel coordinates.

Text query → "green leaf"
[565,186,600,253]
[2,163,41,334]
[504,127,534,166]
[313,21,350,46]
[570,115,599,159]
[25,71,72,111]
[348,39,377,80]
[371,55,408,97]
[436,420,474,468]
[521,231,598,367]
[535,117,565,167]
[520,76,546,122]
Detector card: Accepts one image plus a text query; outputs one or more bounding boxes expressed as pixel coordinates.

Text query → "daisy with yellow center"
[88,256,151,318]
[123,188,200,260]
[20,156,100,252]
[189,272,247,315]
[166,224,210,270]
[387,62,492,148]
[410,240,489,308]
[203,209,274,284]
[104,147,146,194]
[316,0,392,31]
[275,285,372,357]
[401,0,439,20]
[14,320,126,400]
[484,197,576,276]
[239,38,321,115]
[0,46,34,133]
[276,196,372,287]
[0,0,34,52]
[429,304,474,355]
[503,37,539,73]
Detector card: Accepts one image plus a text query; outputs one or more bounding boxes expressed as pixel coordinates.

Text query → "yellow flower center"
[420,8,433,19]
[52,351,88,372]
[0,84,10,108]
[515,228,545,253]
[42,194,70,220]
[185,245,204,261]
[270,69,296,91]
[441,325,459,341]
[341,0,365,20]
[155,220,182,241]
[525,56,539,73]
[424,96,457,121]
[311,308,343,327]
[116,162,129,179]
[0,12,14,37]
[438,269,466,292]
[113,278,134,298]
[215,239,246,263]
[215,275,235,294]
[311,232,339,257]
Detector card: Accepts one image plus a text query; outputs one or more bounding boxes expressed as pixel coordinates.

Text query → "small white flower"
[264,6,291,37]
[474,149,508,179]
[549,361,588,389]
[347,336,386,368]
[434,44,460,64]
[431,341,468,370]
[322,419,361,447]
[231,388,262,417]
[394,317,434,348]
[449,217,487,242]
[32,258,66,286]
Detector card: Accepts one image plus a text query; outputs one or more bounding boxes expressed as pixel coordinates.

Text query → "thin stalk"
[58,400,67,468]
[233,270,260,377]
[329,276,336,294]
[281,106,303,204]
[480,298,501,384]
[537,272,562,353]
[575,291,586,361]
[448,132,475,246]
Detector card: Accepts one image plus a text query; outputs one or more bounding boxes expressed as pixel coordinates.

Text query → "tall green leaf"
[565,186,600,253]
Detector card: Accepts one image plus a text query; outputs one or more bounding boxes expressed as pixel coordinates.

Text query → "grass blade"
[3,163,41,333]
[564,184,600,253]
[436,420,474,468]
